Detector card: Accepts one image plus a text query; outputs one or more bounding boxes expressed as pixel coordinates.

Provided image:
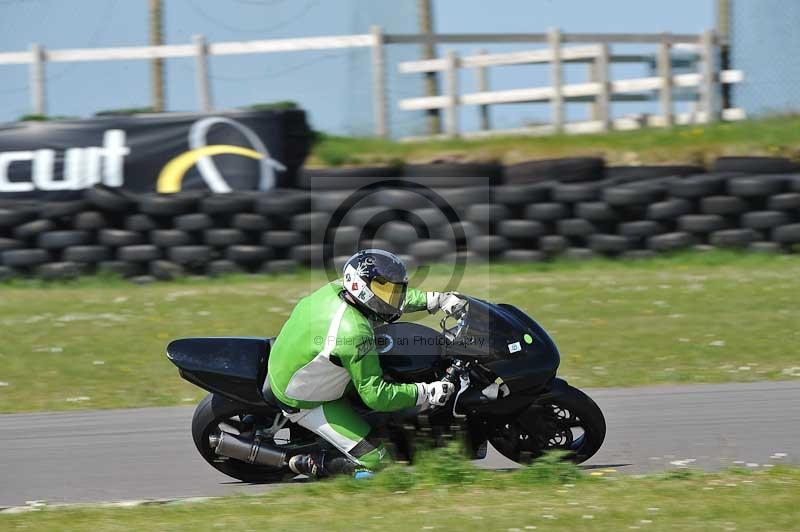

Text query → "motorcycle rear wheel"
[487,380,606,464]
[191,393,287,483]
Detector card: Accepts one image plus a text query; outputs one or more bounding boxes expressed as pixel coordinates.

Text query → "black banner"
[0,109,311,200]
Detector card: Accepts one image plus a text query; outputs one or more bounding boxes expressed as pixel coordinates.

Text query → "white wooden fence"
[398,28,745,139]
[0,27,743,139]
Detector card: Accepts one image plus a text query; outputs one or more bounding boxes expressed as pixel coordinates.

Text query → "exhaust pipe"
[210,432,286,468]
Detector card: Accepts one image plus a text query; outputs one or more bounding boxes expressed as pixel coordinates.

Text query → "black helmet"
[342,249,409,323]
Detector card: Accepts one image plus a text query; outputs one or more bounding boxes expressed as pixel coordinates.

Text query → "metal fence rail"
[0,27,743,138]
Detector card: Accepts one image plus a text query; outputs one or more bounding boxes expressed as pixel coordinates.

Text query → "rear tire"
[486,380,606,464]
[191,393,286,483]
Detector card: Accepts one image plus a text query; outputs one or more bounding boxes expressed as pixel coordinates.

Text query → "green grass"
[309,115,800,166]
[0,251,799,413]
[2,449,798,531]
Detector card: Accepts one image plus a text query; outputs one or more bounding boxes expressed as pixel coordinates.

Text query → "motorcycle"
[167,295,606,482]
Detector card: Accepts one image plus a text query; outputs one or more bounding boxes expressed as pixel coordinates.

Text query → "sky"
[3,0,785,138]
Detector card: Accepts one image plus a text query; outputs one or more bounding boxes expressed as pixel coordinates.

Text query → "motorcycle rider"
[265,249,467,478]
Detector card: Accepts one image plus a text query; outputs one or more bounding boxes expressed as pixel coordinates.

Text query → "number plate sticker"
[507,341,521,353]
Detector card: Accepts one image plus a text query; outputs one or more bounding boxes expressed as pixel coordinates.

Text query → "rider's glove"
[426,291,467,316]
[415,380,455,409]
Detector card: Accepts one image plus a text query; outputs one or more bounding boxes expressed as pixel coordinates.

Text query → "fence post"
[370,25,388,138]
[444,50,459,137]
[475,48,490,131]
[548,27,564,133]
[595,43,611,132]
[701,28,718,123]
[193,35,213,113]
[658,34,674,127]
[30,43,46,116]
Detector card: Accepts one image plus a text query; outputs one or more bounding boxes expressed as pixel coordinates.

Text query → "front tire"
[191,393,286,483]
[487,380,606,464]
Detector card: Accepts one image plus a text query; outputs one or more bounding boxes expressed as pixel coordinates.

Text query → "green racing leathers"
[266,281,432,471]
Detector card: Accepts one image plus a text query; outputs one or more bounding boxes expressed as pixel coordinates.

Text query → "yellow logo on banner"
[156,144,263,193]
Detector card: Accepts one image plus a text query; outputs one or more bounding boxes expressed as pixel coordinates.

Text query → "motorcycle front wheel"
[486,380,606,464]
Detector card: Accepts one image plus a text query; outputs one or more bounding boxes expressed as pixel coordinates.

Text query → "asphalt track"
[1,381,798,507]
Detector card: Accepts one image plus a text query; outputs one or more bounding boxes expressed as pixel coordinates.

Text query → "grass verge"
[0,251,799,413]
[309,115,800,166]
[2,448,798,531]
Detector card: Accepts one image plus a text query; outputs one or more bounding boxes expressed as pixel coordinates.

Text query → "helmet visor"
[369,276,407,309]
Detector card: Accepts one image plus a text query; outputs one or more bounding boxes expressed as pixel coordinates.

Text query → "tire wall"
[1,158,800,280]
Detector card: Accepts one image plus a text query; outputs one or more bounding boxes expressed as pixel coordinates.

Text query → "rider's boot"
[288,452,357,478]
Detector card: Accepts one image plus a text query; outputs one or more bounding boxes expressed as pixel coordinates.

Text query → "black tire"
[37,261,83,281]
[201,194,254,215]
[262,230,304,249]
[605,165,705,182]
[191,393,284,483]
[487,379,605,464]
[99,229,145,247]
[712,156,798,174]
[2,249,50,267]
[118,245,161,262]
[492,184,550,206]
[290,244,329,266]
[524,203,569,222]
[749,241,782,254]
[497,219,545,240]
[37,230,91,250]
[677,214,727,234]
[167,246,213,266]
[0,238,22,252]
[700,195,749,216]
[552,182,603,203]
[255,189,310,217]
[207,260,244,276]
[557,218,597,238]
[371,189,426,210]
[539,235,568,254]
[409,208,449,230]
[470,235,510,256]
[436,186,494,210]
[125,214,160,233]
[151,229,194,247]
[647,232,694,252]
[742,211,790,231]
[375,221,419,246]
[500,249,545,262]
[668,174,729,198]
[618,220,665,239]
[291,212,330,238]
[564,247,596,261]
[38,200,88,220]
[225,245,272,264]
[402,162,503,187]
[504,157,605,184]
[575,202,618,223]
[772,224,800,244]
[646,199,692,221]
[63,245,111,263]
[85,184,135,213]
[137,193,197,217]
[73,211,109,231]
[232,213,271,232]
[310,190,365,213]
[709,229,758,248]
[149,260,185,281]
[0,207,36,228]
[407,239,451,261]
[432,221,480,242]
[589,234,629,254]
[262,259,299,274]
[342,206,396,228]
[174,213,214,232]
[13,219,55,240]
[465,203,511,225]
[621,249,657,260]
[768,193,800,211]
[205,229,246,247]
[603,185,662,207]
[298,165,401,190]
[330,226,362,255]
[728,175,784,197]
